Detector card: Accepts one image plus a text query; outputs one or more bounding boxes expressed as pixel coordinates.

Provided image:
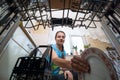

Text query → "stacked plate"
[78,47,119,80]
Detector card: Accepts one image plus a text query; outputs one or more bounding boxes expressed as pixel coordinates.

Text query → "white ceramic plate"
[78,47,118,80]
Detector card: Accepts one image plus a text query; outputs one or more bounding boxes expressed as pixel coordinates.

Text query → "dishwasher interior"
[0,0,120,80]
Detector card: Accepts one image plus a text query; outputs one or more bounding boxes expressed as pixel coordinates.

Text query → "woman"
[48,31,89,80]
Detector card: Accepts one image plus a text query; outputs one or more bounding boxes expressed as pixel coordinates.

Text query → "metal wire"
[14,0,114,30]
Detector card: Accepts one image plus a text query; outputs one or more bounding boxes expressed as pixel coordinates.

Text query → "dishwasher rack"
[10,45,52,80]
[106,47,120,79]
[10,0,117,30]
[1,0,118,30]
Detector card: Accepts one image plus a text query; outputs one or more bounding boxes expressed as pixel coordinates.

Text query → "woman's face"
[55,32,65,46]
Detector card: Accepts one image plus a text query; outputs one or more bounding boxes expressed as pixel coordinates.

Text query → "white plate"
[78,47,118,80]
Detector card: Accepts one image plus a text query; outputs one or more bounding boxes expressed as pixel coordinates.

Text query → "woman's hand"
[64,70,73,80]
[71,56,89,73]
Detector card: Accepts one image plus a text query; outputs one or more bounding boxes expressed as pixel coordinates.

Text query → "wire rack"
[11,0,117,30]
[106,47,120,79]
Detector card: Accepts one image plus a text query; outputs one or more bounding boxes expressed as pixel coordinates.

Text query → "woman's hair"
[55,31,66,39]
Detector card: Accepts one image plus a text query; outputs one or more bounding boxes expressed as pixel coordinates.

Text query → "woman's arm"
[52,49,72,69]
[51,49,89,73]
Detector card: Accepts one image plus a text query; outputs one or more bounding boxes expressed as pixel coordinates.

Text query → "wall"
[24,19,111,55]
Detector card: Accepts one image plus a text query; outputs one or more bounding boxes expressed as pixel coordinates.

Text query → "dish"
[78,47,118,80]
